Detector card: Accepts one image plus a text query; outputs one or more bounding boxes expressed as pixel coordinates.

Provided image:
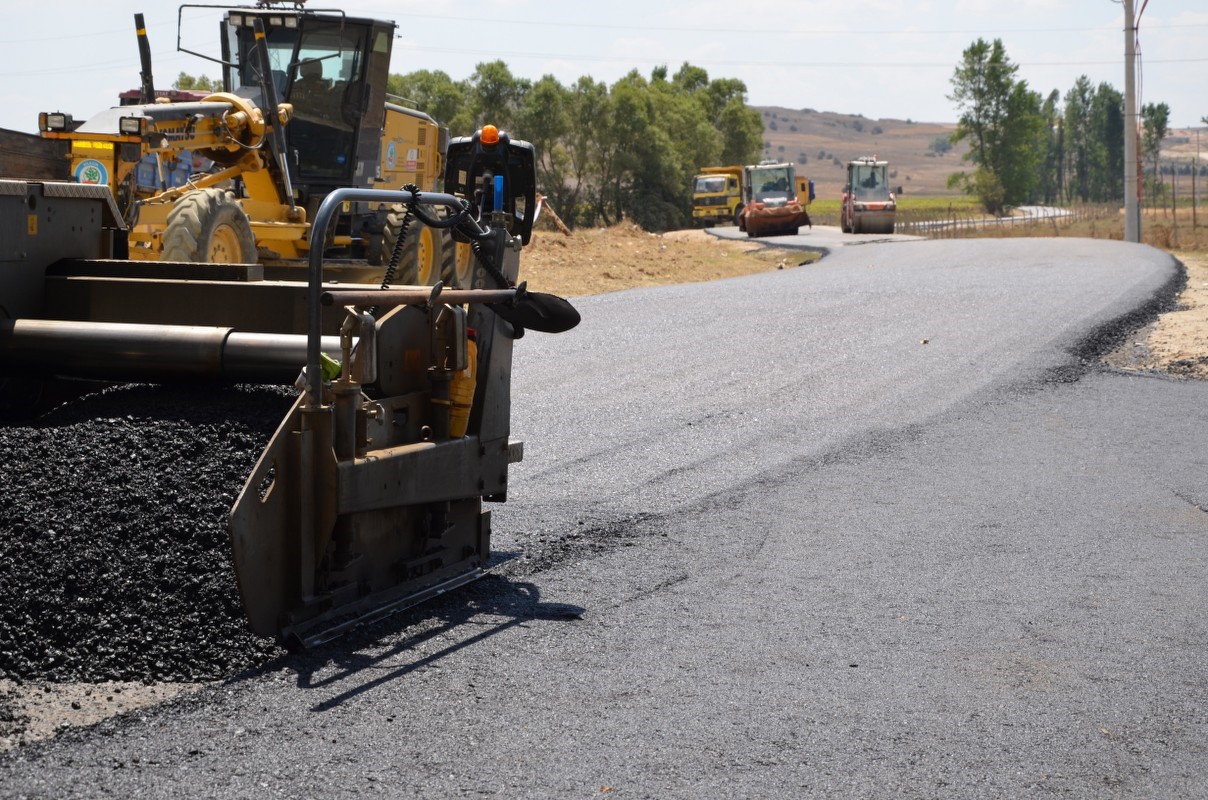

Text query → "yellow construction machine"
[690,165,743,226]
[0,124,579,648]
[38,5,463,286]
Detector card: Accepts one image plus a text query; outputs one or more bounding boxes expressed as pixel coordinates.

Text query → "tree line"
[179,38,1190,227]
[948,38,1174,214]
[171,63,762,231]
[389,62,764,231]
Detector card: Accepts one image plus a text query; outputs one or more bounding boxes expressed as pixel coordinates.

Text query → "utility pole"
[1123,0,1141,242]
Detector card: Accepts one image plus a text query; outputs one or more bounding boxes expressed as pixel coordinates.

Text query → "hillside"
[754,105,1208,203]
[753,106,969,200]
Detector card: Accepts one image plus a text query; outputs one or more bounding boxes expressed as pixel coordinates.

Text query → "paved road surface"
[708,206,1070,247]
[709,221,917,251]
[3,238,1206,799]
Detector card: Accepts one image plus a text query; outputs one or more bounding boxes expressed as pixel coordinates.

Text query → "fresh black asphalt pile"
[0,383,294,684]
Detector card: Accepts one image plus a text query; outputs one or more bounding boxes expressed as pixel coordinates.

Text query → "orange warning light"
[481,125,500,145]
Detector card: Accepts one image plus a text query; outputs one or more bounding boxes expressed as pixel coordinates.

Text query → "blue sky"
[2,1,1205,133]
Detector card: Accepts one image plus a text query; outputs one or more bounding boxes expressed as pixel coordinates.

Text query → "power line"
[4,11,1205,46]
[396,44,1208,71]
[395,12,1206,37]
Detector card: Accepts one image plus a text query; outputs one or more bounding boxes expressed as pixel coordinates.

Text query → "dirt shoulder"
[519,223,818,298]
[1104,252,1208,379]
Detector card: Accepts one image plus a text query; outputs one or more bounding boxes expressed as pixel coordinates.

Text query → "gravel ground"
[0,383,291,688]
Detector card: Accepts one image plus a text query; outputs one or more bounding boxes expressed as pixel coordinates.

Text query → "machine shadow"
[277,570,583,712]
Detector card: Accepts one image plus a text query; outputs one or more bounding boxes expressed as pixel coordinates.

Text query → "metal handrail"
[305,187,485,404]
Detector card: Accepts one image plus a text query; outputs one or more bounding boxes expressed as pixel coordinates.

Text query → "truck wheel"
[451,240,474,288]
[380,204,446,285]
[733,205,744,227]
[161,188,257,263]
[413,211,445,285]
[379,204,410,277]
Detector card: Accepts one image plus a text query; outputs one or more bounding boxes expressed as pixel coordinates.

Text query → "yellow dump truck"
[691,165,743,226]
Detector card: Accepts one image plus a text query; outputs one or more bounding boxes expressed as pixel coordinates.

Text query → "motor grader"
[38,4,465,286]
[0,125,578,648]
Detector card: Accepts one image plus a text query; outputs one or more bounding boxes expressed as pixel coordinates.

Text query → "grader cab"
[38,5,454,284]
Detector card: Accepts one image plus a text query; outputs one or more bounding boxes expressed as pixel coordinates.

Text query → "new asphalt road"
[3,237,1205,798]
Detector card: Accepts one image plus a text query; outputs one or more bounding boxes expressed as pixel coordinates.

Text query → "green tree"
[594,71,651,225]
[672,62,709,95]
[929,137,954,156]
[562,76,611,226]
[514,75,572,214]
[1063,76,1096,202]
[1141,101,1170,204]
[173,72,218,92]
[947,38,1043,212]
[948,39,1015,169]
[715,98,763,165]
[681,70,762,167]
[386,69,472,135]
[701,77,747,118]
[465,60,528,131]
[1089,83,1124,202]
[387,61,765,229]
[998,82,1046,206]
[1039,89,1063,205]
[633,77,722,229]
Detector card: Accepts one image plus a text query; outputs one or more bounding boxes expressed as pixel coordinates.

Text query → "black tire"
[449,239,476,289]
[379,203,447,285]
[442,230,473,288]
[161,188,257,263]
[378,203,409,279]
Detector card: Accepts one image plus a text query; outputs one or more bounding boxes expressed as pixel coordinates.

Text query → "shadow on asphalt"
[277,573,584,712]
